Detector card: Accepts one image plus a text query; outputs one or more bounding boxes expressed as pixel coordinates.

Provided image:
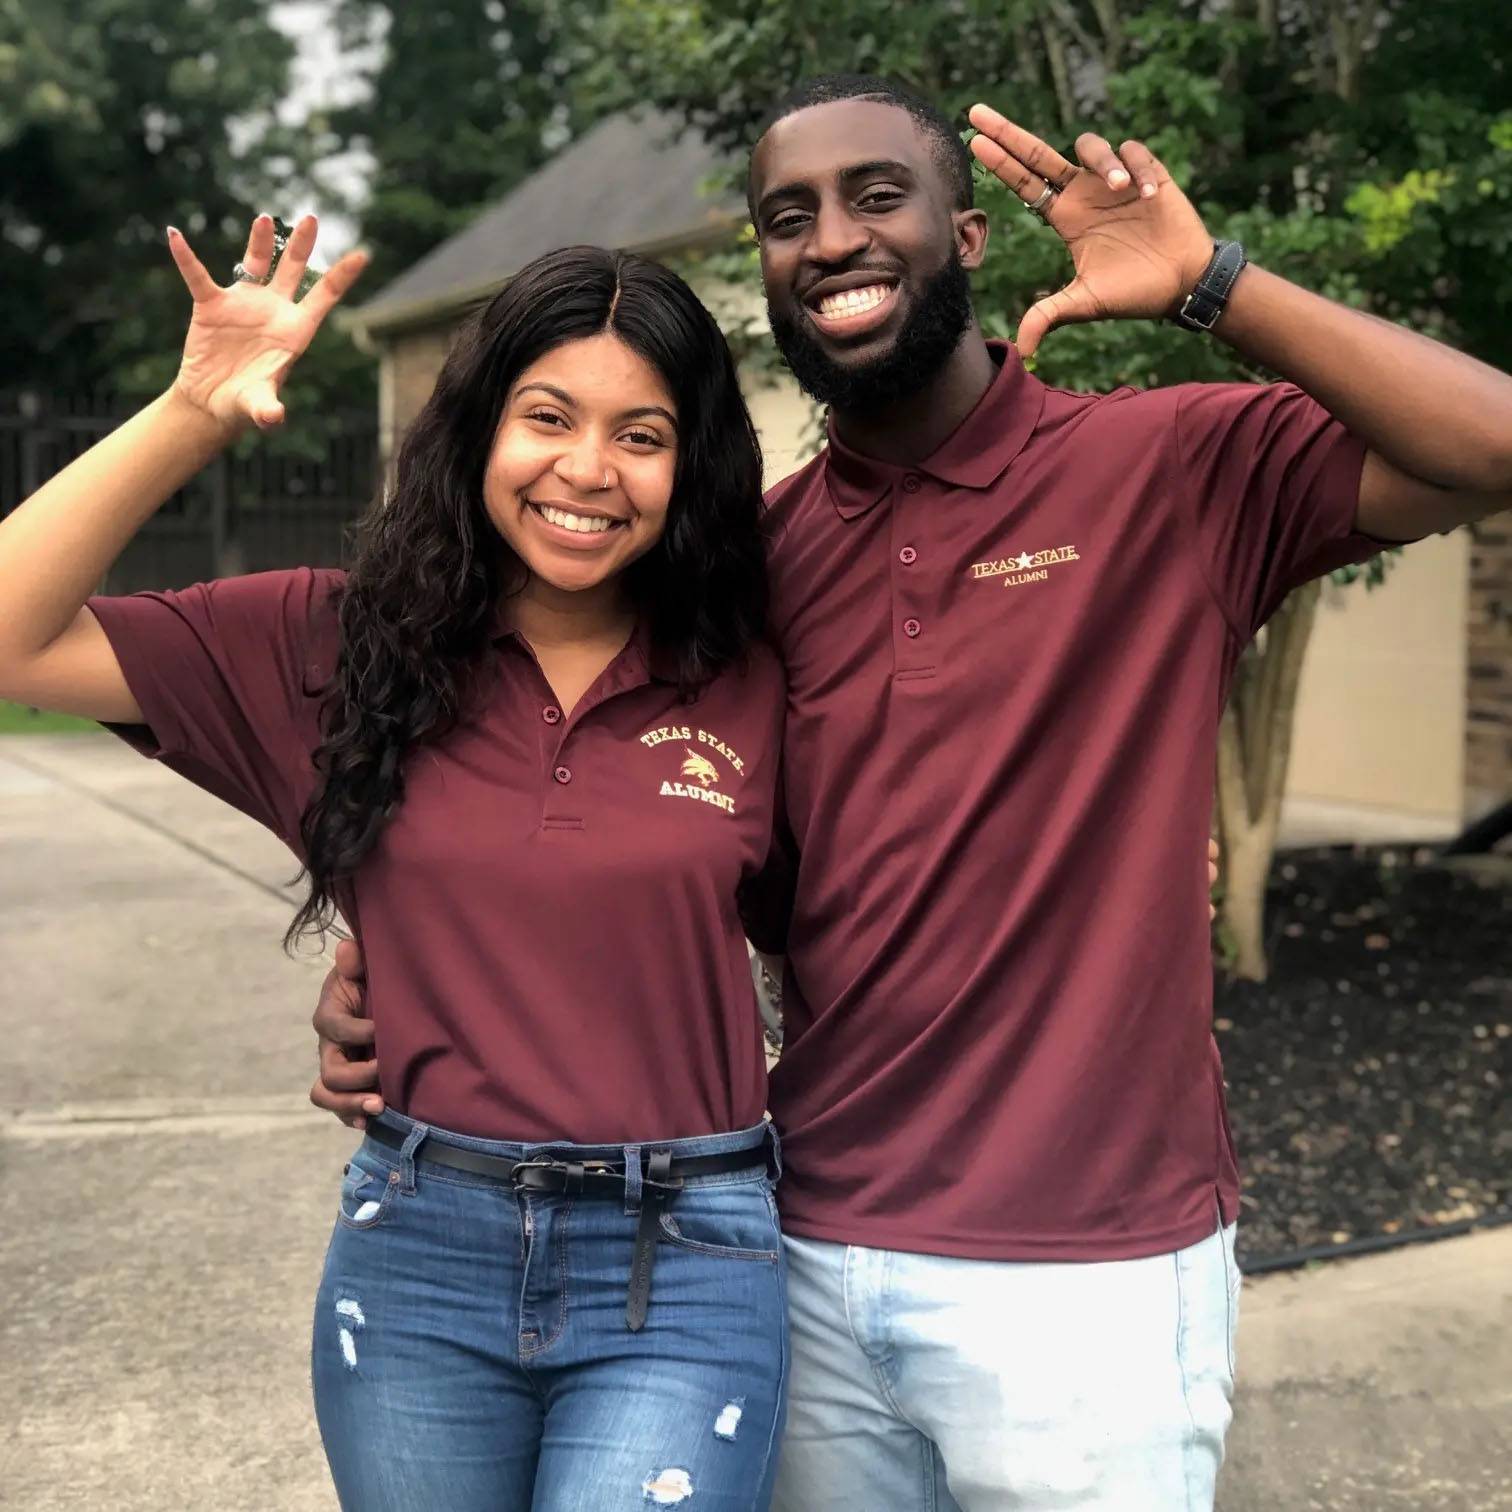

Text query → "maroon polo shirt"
[758,343,1378,1261]
[88,568,784,1144]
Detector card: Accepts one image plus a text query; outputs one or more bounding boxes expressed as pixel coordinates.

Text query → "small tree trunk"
[1215,581,1324,981]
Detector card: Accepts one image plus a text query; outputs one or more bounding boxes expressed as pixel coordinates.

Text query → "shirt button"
[902,474,922,493]
[903,618,922,638]
[899,546,917,565]
[553,765,572,785]
[542,706,562,725]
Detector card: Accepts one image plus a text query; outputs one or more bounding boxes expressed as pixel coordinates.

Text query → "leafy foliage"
[0,0,310,395]
[592,0,1512,394]
[331,0,605,294]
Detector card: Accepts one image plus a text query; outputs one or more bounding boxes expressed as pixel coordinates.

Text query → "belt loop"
[397,1121,428,1196]
[764,1120,783,1183]
[623,1145,643,1217]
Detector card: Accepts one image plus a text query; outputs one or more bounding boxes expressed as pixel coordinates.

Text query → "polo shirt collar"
[490,605,679,685]
[824,341,1046,520]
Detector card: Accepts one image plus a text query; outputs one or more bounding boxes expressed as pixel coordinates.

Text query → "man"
[309,76,1512,1509]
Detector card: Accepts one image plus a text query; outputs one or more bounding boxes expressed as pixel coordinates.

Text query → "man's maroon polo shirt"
[759,343,1377,1261]
[88,568,784,1144]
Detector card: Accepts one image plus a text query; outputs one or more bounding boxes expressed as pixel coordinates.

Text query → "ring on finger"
[231,262,272,286]
[1023,181,1058,221]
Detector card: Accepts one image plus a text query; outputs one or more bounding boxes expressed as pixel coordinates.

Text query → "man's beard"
[768,251,975,415]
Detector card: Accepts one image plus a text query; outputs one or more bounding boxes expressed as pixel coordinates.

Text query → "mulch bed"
[1219,846,1512,1268]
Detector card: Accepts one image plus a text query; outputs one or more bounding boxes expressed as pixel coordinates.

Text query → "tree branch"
[1038,14,1077,133]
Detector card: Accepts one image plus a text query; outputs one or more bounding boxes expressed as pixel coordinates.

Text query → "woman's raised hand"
[167,213,368,432]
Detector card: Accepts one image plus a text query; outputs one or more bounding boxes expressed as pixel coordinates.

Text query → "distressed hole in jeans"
[713,1398,745,1441]
[335,1295,365,1370]
[642,1467,694,1503]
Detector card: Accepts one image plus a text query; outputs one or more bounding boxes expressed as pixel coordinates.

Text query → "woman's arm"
[0,391,231,721]
[0,215,365,723]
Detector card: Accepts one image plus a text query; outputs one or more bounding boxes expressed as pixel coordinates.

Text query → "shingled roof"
[348,111,741,338]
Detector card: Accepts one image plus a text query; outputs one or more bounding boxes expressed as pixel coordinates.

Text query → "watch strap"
[1173,240,1247,332]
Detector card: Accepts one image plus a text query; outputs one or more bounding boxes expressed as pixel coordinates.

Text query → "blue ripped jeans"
[312,1112,788,1511]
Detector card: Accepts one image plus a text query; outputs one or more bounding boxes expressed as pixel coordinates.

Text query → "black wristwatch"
[1172,240,1247,332]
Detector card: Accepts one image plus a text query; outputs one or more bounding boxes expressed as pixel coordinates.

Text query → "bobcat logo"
[680,749,720,788]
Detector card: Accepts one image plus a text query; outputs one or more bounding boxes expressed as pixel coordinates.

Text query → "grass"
[0,700,100,735]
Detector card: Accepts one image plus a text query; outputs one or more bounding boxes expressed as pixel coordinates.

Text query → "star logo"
[1016,551,1034,569]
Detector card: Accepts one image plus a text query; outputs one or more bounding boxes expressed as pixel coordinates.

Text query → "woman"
[0,215,789,1509]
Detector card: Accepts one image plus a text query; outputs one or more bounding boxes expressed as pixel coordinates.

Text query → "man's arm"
[1211,269,1512,540]
[965,104,1512,541]
[308,847,1223,1119]
[309,938,384,1129]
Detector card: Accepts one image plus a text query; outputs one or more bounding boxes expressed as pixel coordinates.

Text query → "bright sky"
[268,1,380,255]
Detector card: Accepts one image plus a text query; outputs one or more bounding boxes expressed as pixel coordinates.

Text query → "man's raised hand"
[966,104,1214,359]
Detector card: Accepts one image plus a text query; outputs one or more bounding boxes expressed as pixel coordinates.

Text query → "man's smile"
[801,272,902,341]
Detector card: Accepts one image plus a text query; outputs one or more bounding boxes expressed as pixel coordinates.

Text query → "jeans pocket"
[658,1179,781,1261]
[336,1150,400,1232]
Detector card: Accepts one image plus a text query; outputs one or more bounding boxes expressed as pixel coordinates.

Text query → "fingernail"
[1109,170,1129,188]
[1141,183,1157,198]
[166,226,180,238]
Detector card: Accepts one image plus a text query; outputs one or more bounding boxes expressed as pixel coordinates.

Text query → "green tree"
[1,0,305,391]
[0,0,371,451]
[594,0,1511,978]
[331,0,605,295]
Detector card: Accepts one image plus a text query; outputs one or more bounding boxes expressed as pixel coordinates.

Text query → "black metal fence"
[0,391,380,593]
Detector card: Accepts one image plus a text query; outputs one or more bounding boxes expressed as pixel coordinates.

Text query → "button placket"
[890,477,933,676]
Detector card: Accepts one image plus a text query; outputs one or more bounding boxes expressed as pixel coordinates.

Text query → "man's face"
[750,99,987,411]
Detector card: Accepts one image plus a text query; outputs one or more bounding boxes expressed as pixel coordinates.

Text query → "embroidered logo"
[680,750,720,788]
[639,724,744,815]
[969,543,1080,588]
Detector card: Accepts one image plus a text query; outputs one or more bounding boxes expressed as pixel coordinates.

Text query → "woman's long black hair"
[286,245,768,946]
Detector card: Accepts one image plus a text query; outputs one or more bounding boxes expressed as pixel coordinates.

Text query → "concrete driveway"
[2,734,1508,1510]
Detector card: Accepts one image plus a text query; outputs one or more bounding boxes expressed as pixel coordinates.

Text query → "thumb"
[240,379,285,430]
[1014,295,1060,360]
[1015,281,1094,360]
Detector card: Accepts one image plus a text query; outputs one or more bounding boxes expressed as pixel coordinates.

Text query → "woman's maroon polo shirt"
[756,344,1379,1262]
[88,568,784,1143]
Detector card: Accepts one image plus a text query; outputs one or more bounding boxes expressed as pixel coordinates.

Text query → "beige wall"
[742,369,820,487]
[1465,519,1512,820]
[379,326,457,458]
[1286,530,1469,825]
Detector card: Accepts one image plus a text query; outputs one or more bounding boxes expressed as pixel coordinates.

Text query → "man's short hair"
[749,74,974,215]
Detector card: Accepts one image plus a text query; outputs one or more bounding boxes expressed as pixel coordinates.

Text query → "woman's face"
[484,332,679,596]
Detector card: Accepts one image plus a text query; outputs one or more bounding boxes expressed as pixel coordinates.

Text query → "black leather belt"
[365,1121,770,1331]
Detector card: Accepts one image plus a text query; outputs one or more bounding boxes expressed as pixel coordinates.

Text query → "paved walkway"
[2,734,1507,1509]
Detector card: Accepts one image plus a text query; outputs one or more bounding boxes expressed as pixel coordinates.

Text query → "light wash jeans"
[773,1222,1240,1511]
[312,1112,789,1511]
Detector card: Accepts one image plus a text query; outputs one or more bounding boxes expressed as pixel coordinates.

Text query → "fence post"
[209,452,243,578]
[18,390,43,501]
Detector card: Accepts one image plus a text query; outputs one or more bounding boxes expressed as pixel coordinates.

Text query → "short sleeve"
[86,567,342,844]
[1174,382,1378,638]
[737,767,798,956]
